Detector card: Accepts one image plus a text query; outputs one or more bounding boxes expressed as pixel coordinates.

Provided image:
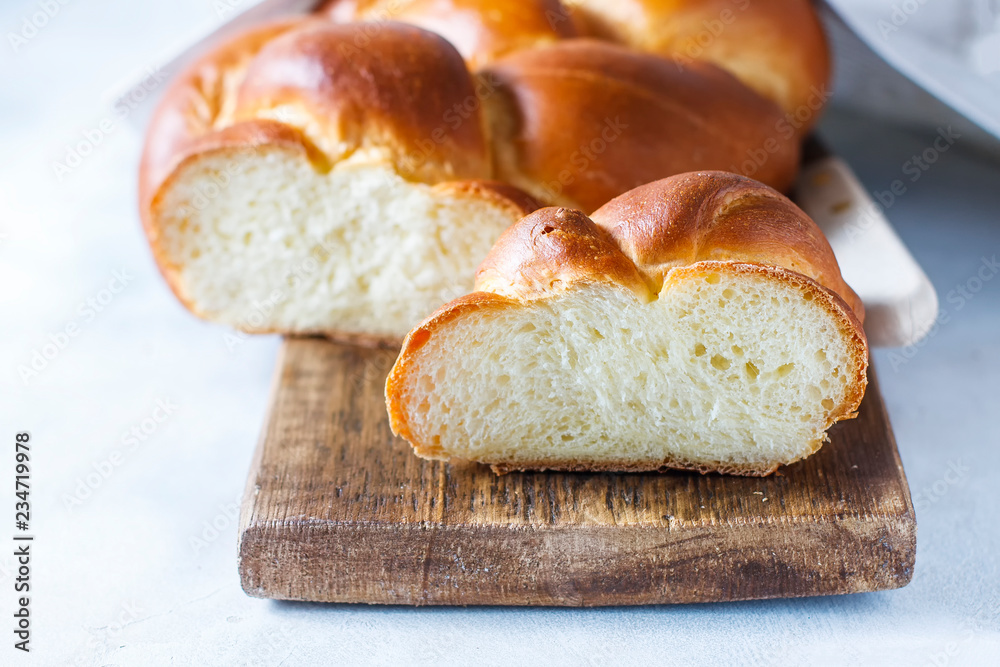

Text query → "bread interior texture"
[154,147,519,338]
[401,267,861,473]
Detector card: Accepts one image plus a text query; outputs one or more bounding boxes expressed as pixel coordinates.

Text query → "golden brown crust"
[322,0,830,129]
[481,40,799,212]
[431,180,542,219]
[386,172,869,476]
[474,172,863,326]
[567,0,831,130]
[322,0,581,69]
[138,19,305,216]
[232,21,491,183]
[475,207,651,300]
[590,171,865,321]
[141,20,493,211]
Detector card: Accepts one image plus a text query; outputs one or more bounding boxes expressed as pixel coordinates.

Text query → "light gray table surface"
[1,1,998,664]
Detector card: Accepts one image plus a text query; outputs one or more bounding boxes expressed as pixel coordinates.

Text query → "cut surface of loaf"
[386,172,868,475]
[141,21,537,341]
[154,148,531,338]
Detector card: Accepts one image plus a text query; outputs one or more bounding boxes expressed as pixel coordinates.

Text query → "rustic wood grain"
[238,338,915,606]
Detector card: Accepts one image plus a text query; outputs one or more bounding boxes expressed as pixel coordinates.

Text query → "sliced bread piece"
[386,172,868,475]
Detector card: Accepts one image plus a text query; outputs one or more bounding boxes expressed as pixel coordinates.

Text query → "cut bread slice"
[140,21,538,343]
[386,172,868,475]
[148,133,534,340]
[387,262,865,474]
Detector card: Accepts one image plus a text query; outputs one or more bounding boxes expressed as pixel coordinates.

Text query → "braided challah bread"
[563,0,830,129]
[386,172,868,475]
[142,1,826,339]
[321,0,829,131]
[480,40,798,211]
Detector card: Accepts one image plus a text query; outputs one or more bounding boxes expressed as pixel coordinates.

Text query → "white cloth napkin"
[823,0,1000,145]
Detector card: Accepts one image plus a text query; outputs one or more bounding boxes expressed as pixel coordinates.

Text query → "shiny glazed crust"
[321,0,830,126]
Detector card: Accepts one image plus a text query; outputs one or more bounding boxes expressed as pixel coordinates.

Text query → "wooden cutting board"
[238,338,915,606]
